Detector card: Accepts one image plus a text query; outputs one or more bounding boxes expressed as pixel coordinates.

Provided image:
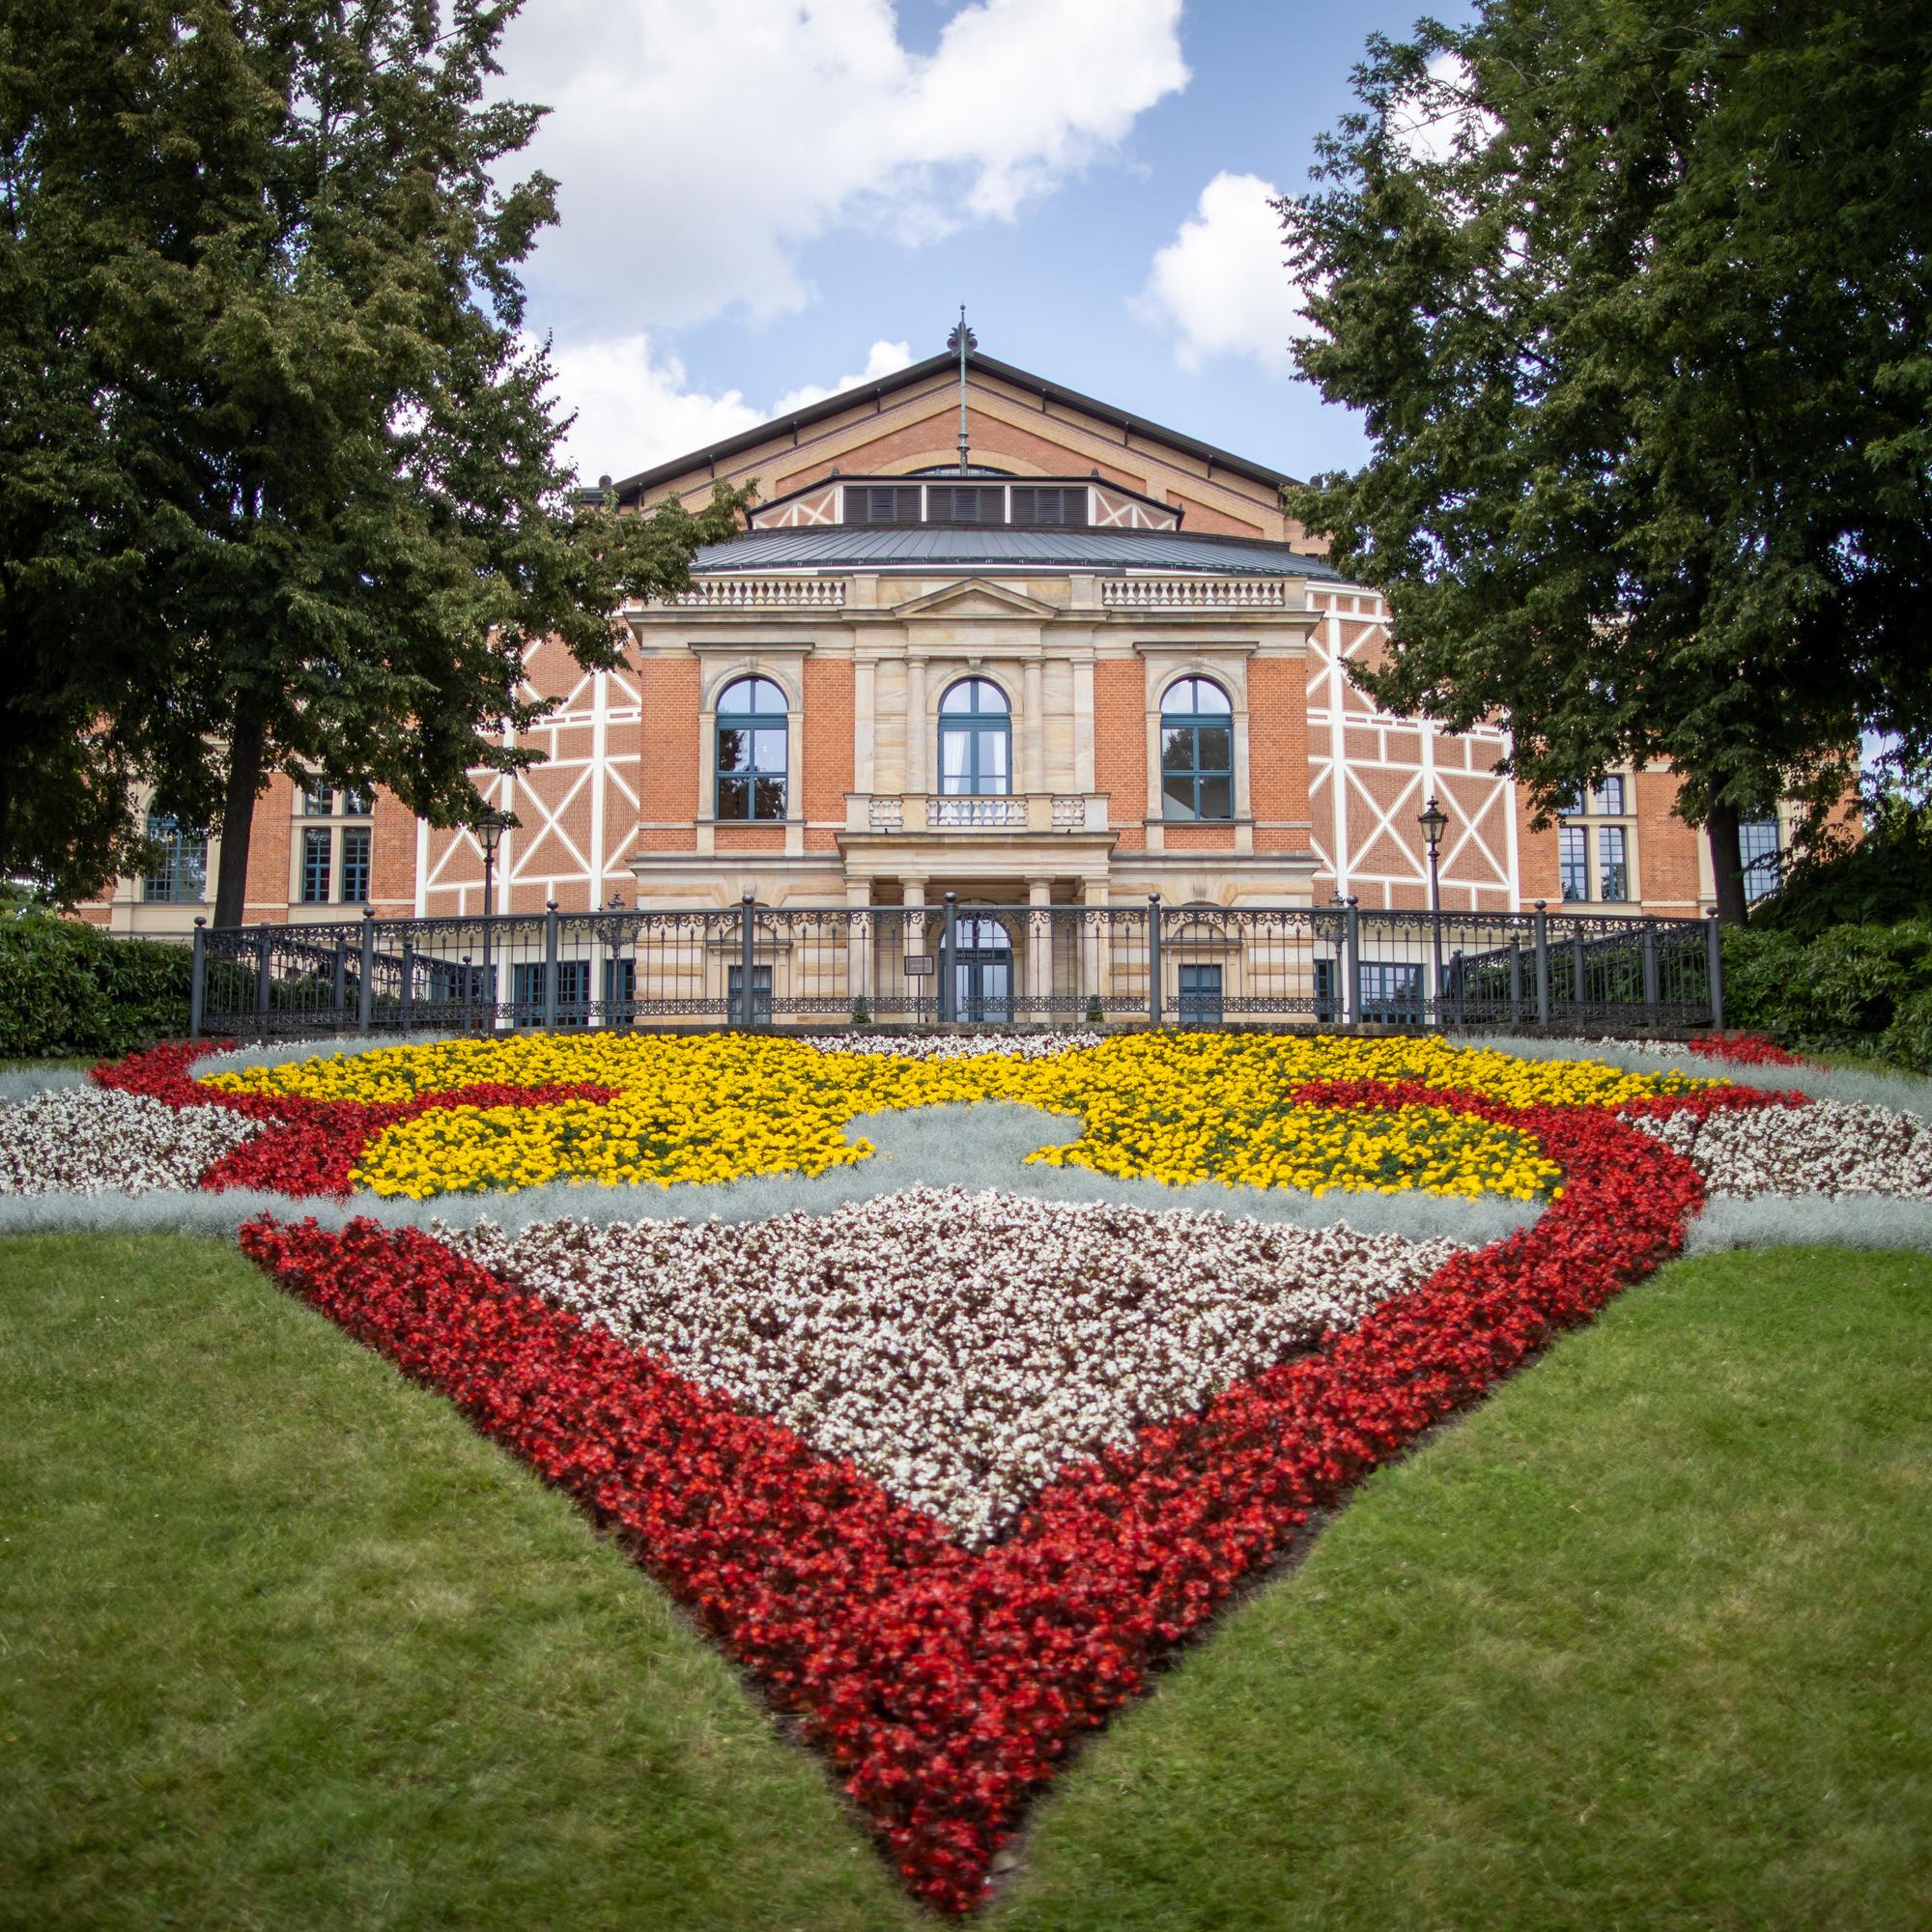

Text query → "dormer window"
[924,485,1004,524]
[1009,485,1088,527]
[844,485,921,525]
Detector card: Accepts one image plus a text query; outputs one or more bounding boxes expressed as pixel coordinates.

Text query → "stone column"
[845,878,870,1019]
[905,656,928,794]
[1022,657,1046,794]
[1027,876,1053,1024]
[901,876,927,1022]
[1083,877,1110,1018]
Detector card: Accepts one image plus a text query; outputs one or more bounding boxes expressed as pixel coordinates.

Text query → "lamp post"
[1418,794,1449,1026]
[476,807,517,1033]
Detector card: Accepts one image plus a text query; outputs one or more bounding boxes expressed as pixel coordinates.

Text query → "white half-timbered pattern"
[1306,586,1520,913]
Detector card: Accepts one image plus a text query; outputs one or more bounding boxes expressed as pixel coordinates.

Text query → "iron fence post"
[543,900,559,1028]
[1450,949,1465,1029]
[1571,929,1587,1021]
[400,939,415,1033]
[254,927,271,1025]
[940,892,958,1023]
[1707,910,1725,1031]
[739,892,755,1028]
[1147,893,1162,1026]
[332,939,348,1017]
[357,909,376,1031]
[189,918,207,1040]
[1344,896,1362,1027]
[1508,940,1523,1024]
[1533,901,1551,1028]
[1642,923,1661,1018]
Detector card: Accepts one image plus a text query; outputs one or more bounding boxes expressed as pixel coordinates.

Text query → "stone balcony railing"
[846,792,1111,836]
[1099,577,1288,610]
[655,577,847,609]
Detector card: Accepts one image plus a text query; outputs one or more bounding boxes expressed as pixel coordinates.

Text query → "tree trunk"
[212,703,269,928]
[1706,800,1749,926]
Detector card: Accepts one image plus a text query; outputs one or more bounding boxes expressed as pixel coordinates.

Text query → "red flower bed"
[1686,1030,1812,1068]
[94,1040,615,1199]
[237,1090,1704,1913]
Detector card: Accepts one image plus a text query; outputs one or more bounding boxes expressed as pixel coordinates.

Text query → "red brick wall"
[639,658,700,851]
[245,774,297,913]
[369,790,416,914]
[803,658,854,851]
[1094,661,1148,850]
[714,825,785,852]
[1634,769,1703,908]
[1247,658,1309,853]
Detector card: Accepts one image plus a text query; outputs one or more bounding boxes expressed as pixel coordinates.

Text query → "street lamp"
[1418,795,1449,1024]
[475,806,518,1035]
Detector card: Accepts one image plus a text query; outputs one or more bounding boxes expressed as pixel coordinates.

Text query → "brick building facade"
[81,347,1786,941]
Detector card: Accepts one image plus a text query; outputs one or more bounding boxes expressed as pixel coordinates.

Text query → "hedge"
[1721,920,1932,1072]
[0,913,192,1059]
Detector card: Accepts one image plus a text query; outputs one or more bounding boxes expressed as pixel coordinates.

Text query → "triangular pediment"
[891,578,1059,620]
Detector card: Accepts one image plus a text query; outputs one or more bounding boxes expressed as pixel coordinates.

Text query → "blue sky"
[491,1,1467,489]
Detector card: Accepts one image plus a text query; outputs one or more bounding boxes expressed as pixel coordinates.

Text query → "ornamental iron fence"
[188,895,1723,1040]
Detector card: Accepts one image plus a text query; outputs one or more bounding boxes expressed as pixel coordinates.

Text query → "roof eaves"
[611,351,1302,503]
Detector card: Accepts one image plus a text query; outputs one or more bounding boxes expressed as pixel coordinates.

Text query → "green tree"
[1279,1,1932,922]
[0,1,748,922]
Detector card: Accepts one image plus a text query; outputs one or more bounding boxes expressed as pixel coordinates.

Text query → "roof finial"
[947,305,976,473]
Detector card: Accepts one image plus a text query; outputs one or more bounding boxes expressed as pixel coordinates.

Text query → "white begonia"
[1632,1098,1932,1200]
[796,1031,1103,1063]
[0,1085,260,1196]
[450,1186,1462,1546]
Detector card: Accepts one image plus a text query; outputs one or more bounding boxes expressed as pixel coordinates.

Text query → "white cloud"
[1135,171,1310,375]
[495,0,1187,331]
[772,339,914,415]
[546,335,916,482]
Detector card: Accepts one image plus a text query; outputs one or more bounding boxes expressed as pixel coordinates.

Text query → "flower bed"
[21,1028,1932,1911]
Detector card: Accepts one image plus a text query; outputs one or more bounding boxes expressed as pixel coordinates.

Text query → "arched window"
[937,678,1011,796]
[715,675,787,820]
[1159,675,1234,821]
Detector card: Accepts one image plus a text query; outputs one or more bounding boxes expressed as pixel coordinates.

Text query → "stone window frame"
[292,776,375,906]
[1139,654,1255,830]
[697,658,807,831]
[1555,769,1641,903]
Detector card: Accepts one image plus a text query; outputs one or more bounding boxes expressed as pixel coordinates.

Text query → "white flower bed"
[1632,1098,1932,1200]
[797,1031,1103,1061]
[0,1085,259,1196]
[452,1187,1461,1545]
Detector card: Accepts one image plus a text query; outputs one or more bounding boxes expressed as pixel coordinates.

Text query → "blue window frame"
[1598,824,1630,901]
[938,678,1010,795]
[142,813,207,903]
[1559,825,1588,901]
[513,959,592,1027]
[299,826,331,903]
[1178,962,1224,1024]
[339,826,371,904]
[603,956,636,1018]
[1159,677,1234,821]
[1360,962,1425,1026]
[715,676,787,821]
[728,963,773,1023]
[1740,818,1780,903]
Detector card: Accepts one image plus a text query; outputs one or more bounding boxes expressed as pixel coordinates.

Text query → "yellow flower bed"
[204,1032,1712,1203]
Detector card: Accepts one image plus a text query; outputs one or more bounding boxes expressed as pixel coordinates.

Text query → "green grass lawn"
[3,1236,1927,1931]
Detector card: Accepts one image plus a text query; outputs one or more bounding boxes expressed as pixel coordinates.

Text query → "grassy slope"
[1001,1248,1932,1932]
[0,1235,918,1932]
[3,1237,1927,1931]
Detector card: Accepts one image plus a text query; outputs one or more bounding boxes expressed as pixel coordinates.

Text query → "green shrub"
[1878,986,1932,1074]
[0,913,191,1058]
[1721,919,1932,1057]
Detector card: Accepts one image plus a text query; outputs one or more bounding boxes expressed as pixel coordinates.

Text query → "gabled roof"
[689,526,1344,579]
[611,351,1299,504]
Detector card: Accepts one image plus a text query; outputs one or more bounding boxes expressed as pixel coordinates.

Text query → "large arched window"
[715,675,787,820]
[938,678,1011,795]
[1159,675,1234,820]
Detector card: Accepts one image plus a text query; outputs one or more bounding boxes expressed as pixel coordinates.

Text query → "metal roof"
[611,350,1301,501]
[690,526,1347,580]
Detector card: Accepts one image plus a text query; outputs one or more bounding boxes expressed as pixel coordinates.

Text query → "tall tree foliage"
[1280,1,1932,922]
[0,1,748,920]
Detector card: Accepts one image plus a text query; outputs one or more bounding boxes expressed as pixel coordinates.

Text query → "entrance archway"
[952,914,1012,1023]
